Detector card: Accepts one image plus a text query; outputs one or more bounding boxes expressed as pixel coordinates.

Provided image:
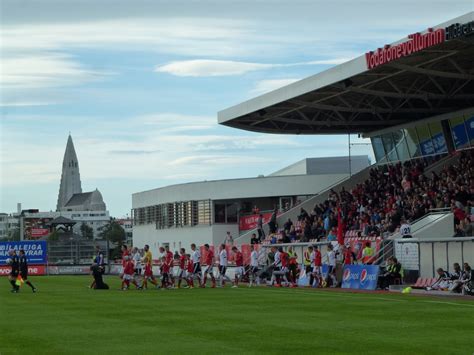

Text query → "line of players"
[6,249,37,293]
[119,243,261,290]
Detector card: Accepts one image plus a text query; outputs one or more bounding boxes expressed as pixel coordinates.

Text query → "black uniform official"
[8,250,20,292]
[19,249,37,292]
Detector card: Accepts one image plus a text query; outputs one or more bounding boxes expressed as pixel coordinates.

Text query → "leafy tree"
[48,230,59,241]
[99,219,125,245]
[80,222,94,240]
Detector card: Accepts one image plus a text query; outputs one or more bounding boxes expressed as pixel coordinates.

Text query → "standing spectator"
[268,208,278,234]
[224,231,234,246]
[399,217,412,238]
[360,242,374,264]
[257,214,265,241]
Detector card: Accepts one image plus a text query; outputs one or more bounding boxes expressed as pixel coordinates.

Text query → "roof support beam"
[389,63,474,81]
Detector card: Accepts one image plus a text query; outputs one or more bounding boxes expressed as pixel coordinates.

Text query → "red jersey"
[314,250,322,267]
[235,252,243,267]
[124,260,134,275]
[166,251,173,266]
[281,252,288,268]
[122,250,129,267]
[179,255,186,269]
[161,263,170,274]
[344,249,352,265]
[205,250,214,265]
[186,259,193,273]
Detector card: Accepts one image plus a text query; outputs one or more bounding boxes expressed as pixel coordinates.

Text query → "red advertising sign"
[239,212,273,231]
[30,228,49,238]
[365,28,445,70]
[0,265,46,276]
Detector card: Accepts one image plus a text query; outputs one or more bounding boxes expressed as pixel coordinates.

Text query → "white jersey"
[273,250,281,267]
[327,250,336,266]
[310,251,316,264]
[219,249,228,266]
[400,223,412,236]
[250,250,258,267]
[191,249,201,263]
[132,252,141,269]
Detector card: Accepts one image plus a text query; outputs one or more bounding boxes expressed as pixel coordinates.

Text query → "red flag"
[337,208,344,245]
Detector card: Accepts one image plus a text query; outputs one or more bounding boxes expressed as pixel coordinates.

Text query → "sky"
[1,0,473,217]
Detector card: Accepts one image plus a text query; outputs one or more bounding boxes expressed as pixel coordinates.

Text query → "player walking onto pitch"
[19,249,37,292]
[202,244,216,288]
[164,246,175,288]
[232,246,244,288]
[190,243,202,286]
[142,244,159,289]
[7,249,20,293]
[177,248,187,288]
[185,254,195,288]
[218,244,231,287]
[249,244,260,287]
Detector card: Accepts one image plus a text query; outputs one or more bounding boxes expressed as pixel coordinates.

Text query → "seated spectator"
[448,262,463,293]
[378,257,402,290]
[459,263,473,295]
[427,268,451,291]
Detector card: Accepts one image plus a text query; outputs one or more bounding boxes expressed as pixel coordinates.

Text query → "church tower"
[56,134,82,211]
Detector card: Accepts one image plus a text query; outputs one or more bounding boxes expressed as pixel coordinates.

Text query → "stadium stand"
[261,149,473,244]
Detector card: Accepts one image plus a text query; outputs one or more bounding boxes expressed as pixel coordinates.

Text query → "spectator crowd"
[256,150,473,244]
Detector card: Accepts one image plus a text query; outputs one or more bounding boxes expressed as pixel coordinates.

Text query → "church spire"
[56,134,82,211]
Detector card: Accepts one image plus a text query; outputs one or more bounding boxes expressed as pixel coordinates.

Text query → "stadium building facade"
[132,156,369,249]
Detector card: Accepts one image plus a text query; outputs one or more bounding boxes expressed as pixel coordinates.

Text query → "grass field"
[1,276,473,354]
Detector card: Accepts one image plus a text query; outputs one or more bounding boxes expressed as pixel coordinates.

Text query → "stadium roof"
[218,12,474,135]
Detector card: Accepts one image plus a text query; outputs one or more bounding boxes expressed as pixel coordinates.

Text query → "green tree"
[99,219,125,245]
[80,222,94,240]
[48,230,60,241]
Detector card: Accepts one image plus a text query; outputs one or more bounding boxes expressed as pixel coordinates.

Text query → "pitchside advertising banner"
[0,241,48,276]
[0,241,48,265]
[341,265,380,290]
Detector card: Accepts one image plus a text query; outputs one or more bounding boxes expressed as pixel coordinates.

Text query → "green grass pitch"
[1,276,473,354]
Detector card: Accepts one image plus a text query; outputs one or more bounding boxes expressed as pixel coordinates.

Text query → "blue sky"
[1,0,473,217]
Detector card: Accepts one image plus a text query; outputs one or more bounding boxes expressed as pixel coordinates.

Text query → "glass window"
[428,121,447,153]
[226,203,238,223]
[416,124,435,156]
[381,133,399,161]
[449,116,469,149]
[371,136,386,163]
[393,130,411,161]
[465,114,474,146]
[214,204,226,223]
[404,127,421,158]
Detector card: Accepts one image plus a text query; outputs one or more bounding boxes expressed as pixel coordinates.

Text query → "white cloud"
[154,58,351,77]
[0,101,57,107]
[155,60,272,77]
[0,53,107,89]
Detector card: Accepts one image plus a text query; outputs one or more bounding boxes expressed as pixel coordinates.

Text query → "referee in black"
[19,249,37,292]
[8,249,20,293]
